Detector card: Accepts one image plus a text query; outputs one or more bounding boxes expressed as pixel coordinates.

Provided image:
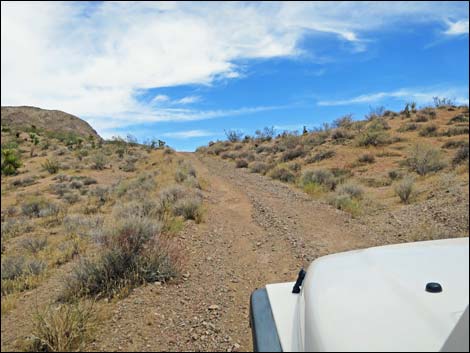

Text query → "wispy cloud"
[444,19,469,35]
[162,129,215,139]
[86,105,286,131]
[317,86,469,106]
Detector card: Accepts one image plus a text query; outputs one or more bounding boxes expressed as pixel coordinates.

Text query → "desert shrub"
[235,159,248,168]
[442,126,469,137]
[453,145,469,166]
[255,145,274,154]
[29,301,95,352]
[1,218,33,240]
[388,170,402,180]
[419,124,439,137]
[448,114,469,124]
[406,144,446,176]
[332,114,353,128]
[331,128,355,141]
[1,148,22,176]
[175,162,196,183]
[238,151,255,161]
[120,160,136,172]
[69,180,84,189]
[306,150,335,163]
[300,169,336,190]
[225,130,244,142]
[249,162,270,174]
[281,147,305,162]
[62,192,81,204]
[394,176,415,204]
[288,162,301,172]
[20,237,48,253]
[367,117,390,130]
[220,151,239,160]
[330,194,361,216]
[173,196,203,223]
[1,256,46,281]
[357,153,375,164]
[64,236,182,299]
[41,159,60,174]
[63,214,104,237]
[163,147,175,155]
[397,123,418,132]
[53,174,70,182]
[355,131,391,147]
[157,185,187,212]
[414,114,429,123]
[11,176,36,188]
[269,167,296,183]
[183,176,201,189]
[22,198,60,218]
[91,153,107,170]
[442,140,468,149]
[255,127,275,142]
[82,177,97,185]
[336,183,364,199]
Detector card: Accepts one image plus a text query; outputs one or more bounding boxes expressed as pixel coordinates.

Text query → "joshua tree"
[29,133,40,157]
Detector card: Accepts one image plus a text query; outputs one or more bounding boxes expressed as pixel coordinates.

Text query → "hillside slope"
[1,106,101,140]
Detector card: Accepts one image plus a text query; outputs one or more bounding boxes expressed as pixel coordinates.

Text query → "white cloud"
[444,19,469,35]
[1,1,468,130]
[317,86,469,106]
[162,129,215,139]
[151,94,170,104]
[175,96,201,105]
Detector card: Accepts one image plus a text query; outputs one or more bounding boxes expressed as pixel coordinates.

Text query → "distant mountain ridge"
[1,106,101,140]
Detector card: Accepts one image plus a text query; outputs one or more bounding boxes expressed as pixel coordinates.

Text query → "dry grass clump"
[41,159,60,174]
[419,124,439,137]
[306,150,335,163]
[29,301,96,352]
[173,196,204,223]
[394,175,415,204]
[21,197,60,218]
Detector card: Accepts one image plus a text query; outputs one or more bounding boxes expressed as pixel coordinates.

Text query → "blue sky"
[2,2,469,151]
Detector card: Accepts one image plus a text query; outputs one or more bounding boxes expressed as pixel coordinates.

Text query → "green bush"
[1,148,22,176]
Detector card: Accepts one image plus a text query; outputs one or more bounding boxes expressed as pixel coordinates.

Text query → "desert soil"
[5,152,463,352]
[83,153,371,352]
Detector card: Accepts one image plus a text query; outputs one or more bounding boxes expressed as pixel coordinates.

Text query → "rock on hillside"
[1,106,101,140]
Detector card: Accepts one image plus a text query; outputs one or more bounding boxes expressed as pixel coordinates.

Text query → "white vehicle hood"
[302,237,469,352]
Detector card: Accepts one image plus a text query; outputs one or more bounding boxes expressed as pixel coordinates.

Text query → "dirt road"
[86,153,371,352]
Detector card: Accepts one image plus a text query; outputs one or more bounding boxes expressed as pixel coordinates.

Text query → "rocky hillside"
[1,106,101,140]
[197,103,469,238]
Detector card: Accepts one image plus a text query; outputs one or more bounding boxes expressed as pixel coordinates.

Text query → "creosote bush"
[406,144,446,176]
